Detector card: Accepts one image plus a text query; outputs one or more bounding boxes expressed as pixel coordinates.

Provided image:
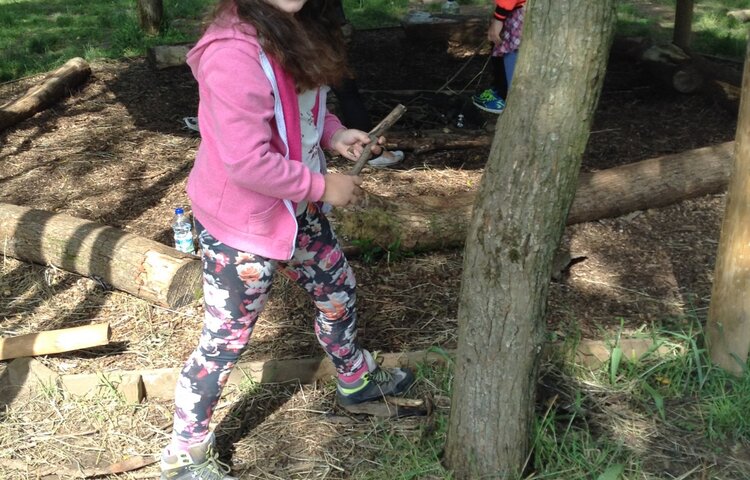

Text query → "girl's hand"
[321,172,363,207]
[330,128,384,162]
[488,18,503,45]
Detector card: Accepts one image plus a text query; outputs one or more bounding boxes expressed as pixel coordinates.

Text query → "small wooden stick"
[349,104,407,175]
[0,322,111,360]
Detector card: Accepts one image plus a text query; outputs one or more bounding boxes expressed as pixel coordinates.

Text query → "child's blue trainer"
[472,88,506,114]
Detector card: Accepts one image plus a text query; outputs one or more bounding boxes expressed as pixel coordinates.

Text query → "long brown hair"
[212,0,349,91]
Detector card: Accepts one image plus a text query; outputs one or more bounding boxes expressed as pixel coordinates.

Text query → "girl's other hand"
[321,172,363,207]
[330,128,384,161]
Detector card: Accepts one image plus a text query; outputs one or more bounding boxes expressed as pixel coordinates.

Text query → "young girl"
[472,0,525,114]
[160,0,414,478]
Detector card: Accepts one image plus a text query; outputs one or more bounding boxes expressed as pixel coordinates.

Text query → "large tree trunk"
[442,1,617,477]
[137,0,163,35]
[0,203,201,308]
[334,141,733,253]
[673,0,694,50]
[706,39,750,376]
[0,57,91,132]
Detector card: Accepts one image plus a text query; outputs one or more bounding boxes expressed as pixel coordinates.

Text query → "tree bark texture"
[706,39,750,376]
[0,203,202,308]
[137,0,163,35]
[673,0,694,50]
[0,57,91,132]
[442,1,617,478]
[334,141,733,253]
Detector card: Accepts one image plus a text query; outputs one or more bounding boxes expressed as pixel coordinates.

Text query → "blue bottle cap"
[175,207,184,215]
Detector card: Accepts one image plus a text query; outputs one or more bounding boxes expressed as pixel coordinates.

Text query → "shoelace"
[369,366,393,386]
[478,90,498,101]
[188,447,231,480]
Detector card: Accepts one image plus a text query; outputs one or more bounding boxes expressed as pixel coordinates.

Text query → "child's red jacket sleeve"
[494,0,525,20]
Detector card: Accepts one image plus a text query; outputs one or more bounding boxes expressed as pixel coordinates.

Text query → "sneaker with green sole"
[337,350,415,406]
[472,88,506,114]
[161,433,235,480]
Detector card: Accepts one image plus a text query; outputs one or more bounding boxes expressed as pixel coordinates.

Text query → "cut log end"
[673,68,704,93]
[165,258,203,308]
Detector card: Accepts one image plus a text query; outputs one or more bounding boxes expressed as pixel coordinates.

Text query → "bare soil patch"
[0,25,741,479]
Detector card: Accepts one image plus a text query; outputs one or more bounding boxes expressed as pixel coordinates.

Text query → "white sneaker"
[368,150,404,168]
[182,117,200,133]
[160,433,235,480]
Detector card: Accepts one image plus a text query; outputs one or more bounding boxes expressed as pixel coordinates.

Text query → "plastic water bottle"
[441,0,460,15]
[172,207,195,254]
[456,114,465,128]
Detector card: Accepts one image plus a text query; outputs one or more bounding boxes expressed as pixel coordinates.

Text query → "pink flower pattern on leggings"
[172,204,363,444]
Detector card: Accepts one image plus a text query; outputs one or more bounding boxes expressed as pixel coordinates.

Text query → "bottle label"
[174,232,195,254]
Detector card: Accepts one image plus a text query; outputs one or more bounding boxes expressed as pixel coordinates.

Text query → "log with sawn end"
[0,203,202,308]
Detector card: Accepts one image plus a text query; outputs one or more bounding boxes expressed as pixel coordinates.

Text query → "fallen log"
[0,323,111,361]
[728,9,750,23]
[334,142,734,251]
[147,44,192,69]
[0,203,202,308]
[569,142,732,223]
[642,44,704,93]
[0,57,91,132]
[386,130,493,154]
[613,39,740,113]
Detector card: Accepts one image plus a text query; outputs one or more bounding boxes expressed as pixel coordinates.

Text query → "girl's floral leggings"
[172,204,363,444]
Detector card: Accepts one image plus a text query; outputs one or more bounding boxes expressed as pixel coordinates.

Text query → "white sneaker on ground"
[368,150,404,168]
[183,117,200,133]
[160,433,235,480]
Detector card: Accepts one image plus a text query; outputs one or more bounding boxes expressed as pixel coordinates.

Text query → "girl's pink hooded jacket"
[185,15,344,260]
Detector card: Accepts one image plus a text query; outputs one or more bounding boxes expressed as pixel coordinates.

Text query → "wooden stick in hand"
[349,104,407,175]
